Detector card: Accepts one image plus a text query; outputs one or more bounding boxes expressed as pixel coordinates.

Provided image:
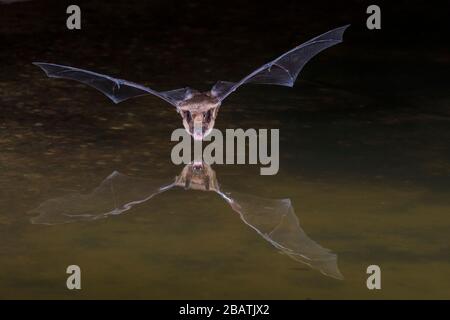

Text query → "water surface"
[0,0,449,299]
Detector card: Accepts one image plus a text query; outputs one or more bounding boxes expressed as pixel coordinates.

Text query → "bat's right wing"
[33,62,193,106]
[30,172,174,225]
[217,190,343,279]
[211,25,349,102]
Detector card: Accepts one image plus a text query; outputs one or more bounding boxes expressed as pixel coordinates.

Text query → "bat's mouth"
[181,109,216,141]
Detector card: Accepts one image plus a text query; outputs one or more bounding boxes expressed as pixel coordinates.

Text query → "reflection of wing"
[217,190,343,280]
[30,171,173,225]
[211,25,349,102]
[30,165,342,279]
[33,62,192,106]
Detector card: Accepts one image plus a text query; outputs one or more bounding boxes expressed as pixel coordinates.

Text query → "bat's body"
[33,25,349,140]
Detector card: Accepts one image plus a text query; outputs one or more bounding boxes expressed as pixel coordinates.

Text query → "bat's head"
[177,92,221,141]
[174,162,219,192]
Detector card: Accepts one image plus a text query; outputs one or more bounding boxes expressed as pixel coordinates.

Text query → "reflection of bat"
[33,25,349,140]
[30,164,343,279]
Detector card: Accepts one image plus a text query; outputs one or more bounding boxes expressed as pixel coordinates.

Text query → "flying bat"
[30,163,343,279]
[33,25,349,140]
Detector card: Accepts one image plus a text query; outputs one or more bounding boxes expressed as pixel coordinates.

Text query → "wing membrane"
[33,62,188,106]
[218,190,343,279]
[30,171,173,225]
[212,25,349,101]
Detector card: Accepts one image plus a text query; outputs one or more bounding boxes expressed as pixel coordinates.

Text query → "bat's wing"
[217,190,343,279]
[211,25,349,102]
[30,172,174,225]
[33,62,192,106]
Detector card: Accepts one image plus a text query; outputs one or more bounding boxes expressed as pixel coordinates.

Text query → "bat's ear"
[184,87,196,100]
[159,87,197,105]
[210,81,235,100]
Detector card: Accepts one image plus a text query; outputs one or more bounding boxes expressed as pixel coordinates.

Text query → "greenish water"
[0,0,449,299]
[0,73,449,299]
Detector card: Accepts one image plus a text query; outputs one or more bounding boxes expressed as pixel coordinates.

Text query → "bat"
[33,25,349,140]
[30,163,343,279]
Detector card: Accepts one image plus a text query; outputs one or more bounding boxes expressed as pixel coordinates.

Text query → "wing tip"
[32,61,49,67]
[32,61,43,68]
[32,62,52,76]
[334,24,351,41]
[313,24,350,43]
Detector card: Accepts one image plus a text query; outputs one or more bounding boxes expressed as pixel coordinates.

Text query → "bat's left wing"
[217,189,343,279]
[211,25,349,102]
[33,62,192,106]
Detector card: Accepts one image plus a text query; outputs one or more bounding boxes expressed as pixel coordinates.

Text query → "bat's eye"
[204,110,212,123]
[183,111,192,122]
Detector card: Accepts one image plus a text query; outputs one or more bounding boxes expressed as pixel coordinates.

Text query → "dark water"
[0,0,449,299]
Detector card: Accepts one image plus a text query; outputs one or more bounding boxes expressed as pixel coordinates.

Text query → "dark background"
[1,0,448,93]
